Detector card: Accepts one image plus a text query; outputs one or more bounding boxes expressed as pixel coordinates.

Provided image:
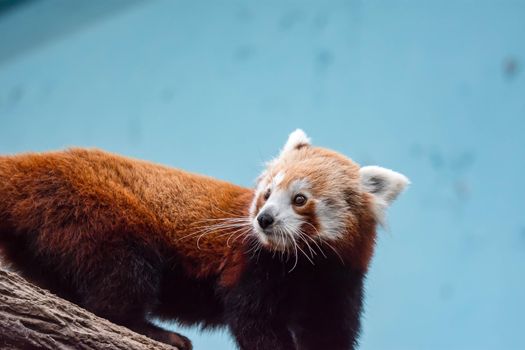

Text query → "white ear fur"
[281,129,311,155]
[360,166,409,224]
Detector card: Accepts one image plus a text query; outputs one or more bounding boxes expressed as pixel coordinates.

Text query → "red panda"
[0,130,408,350]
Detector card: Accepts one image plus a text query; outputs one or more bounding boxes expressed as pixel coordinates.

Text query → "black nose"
[257,212,274,230]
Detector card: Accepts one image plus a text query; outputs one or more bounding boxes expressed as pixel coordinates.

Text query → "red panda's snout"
[250,174,324,252]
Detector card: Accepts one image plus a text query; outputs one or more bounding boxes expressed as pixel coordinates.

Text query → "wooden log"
[0,267,178,350]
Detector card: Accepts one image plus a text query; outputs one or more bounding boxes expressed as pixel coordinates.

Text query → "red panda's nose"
[257,212,274,230]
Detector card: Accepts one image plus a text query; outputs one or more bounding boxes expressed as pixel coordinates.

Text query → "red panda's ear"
[359,166,409,224]
[280,129,311,156]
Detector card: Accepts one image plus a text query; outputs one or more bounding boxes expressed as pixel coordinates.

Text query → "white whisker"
[175,214,252,250]
[320,238,345,265]
[296,231,316,258]
[301,222,328,258]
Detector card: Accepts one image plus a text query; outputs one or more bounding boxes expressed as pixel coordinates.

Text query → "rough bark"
[0,267,178,350]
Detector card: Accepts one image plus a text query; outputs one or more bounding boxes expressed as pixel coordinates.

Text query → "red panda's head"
[249,129,409,265]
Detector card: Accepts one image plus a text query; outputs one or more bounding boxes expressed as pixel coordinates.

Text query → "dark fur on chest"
[222,250,365,350]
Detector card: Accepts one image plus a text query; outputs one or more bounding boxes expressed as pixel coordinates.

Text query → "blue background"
[1,1,524,349]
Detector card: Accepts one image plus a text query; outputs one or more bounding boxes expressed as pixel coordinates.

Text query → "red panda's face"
[249,130,409,256]
[250,143,358,252]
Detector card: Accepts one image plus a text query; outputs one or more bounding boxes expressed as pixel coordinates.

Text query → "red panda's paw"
[166,332,193,350]
[141,323,193,350]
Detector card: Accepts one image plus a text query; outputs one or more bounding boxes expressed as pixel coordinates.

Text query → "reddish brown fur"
[0,149,253,283]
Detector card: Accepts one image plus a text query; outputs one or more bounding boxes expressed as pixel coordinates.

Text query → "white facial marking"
[273,171,285,187]
[250,171,286,216]
[251,177,310,249]
[289,178,309,194]
[315,199,345,240]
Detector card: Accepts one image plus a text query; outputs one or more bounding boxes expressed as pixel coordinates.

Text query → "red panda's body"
[0,148,252,348]
[0,148,253,277]
[0,130,409,350]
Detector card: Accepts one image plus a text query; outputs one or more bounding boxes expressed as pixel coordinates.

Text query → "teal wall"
[1,1,524,349]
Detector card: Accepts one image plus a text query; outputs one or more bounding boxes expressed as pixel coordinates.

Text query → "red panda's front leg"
[224,292,296,350]
[227,314,296,350]
[290,314,359,350]
[288,268,365,350]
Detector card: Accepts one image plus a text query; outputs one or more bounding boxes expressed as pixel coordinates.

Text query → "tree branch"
[0,266,178,350]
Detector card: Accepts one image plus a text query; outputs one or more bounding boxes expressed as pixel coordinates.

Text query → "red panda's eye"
[293,194,307,206]
[263,189,271,200]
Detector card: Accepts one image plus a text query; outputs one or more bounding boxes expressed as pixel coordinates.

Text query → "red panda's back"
[0,149,252,280]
